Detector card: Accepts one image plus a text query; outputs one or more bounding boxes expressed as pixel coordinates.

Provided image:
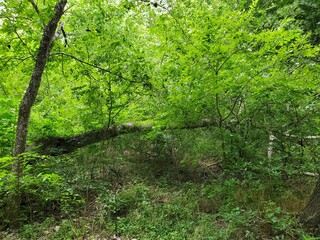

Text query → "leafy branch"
[52,52,145,84]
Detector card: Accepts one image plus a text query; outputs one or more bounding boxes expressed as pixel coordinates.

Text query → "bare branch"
[52,52,143,84]
[13,29,36,60]
[0,56,33,72]
[28,0,40,15]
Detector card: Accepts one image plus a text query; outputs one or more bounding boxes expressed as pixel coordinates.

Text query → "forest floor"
[0,135,318,239]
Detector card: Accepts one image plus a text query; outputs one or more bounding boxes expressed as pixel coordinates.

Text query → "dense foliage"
[0,0,320,238]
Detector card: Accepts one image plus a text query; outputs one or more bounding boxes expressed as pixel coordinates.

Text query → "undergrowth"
[0,131,318,239]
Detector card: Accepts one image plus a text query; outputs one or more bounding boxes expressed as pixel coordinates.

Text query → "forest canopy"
[1,0,320,239]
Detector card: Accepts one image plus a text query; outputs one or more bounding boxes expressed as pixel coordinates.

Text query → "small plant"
[0,153,84,228]
[261,201,299,238]
[98,183,151,219]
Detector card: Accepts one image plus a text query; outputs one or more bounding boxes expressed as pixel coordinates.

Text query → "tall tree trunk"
[300,175,320,234]
[9,0,67,227]
[14,0,67,156]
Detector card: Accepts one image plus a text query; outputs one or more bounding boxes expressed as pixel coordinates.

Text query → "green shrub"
[0,97,16,157]
[0,153,84,227]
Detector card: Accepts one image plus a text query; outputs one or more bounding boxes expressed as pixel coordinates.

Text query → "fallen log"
[32,119,216,156]
[32,123,150,156]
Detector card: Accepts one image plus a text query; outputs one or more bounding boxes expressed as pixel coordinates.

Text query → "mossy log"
[32,119,216,156]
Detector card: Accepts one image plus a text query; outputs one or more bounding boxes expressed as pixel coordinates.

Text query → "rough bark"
[9,0,67,228]
[300,176,320,233]
[34,123,152,155]
[32,119,216,156]
[14,0,67,157]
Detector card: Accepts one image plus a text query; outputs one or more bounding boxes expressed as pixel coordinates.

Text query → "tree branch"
[52,52,143,84]
[28,0,40,15]
[13,29,36,60]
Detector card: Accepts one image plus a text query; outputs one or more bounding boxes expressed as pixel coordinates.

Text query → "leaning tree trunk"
[300,175,320,234]
[31,119,217,156]
[8,0,67,227]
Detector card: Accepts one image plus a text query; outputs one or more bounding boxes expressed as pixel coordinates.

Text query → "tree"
[14,0,67,156]
[3,0,67,226]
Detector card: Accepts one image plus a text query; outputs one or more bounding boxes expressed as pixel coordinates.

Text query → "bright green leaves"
[144,1,257,126]
[37,1,163,130]
[0,0,41,57]
[254,0,320,45]
[138,0,320,154]
[1,0,319,149]
[0,96,17,157]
